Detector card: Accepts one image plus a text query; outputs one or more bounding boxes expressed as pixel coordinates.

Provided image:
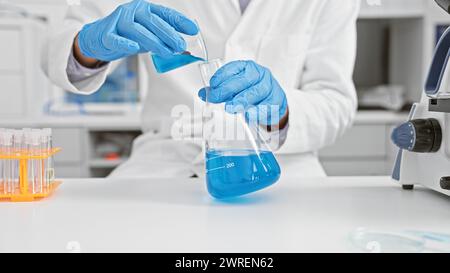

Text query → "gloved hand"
[77,0,199,62]
[198,61,288,126]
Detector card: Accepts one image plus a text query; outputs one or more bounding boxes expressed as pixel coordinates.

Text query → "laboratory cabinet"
[319,111,406,176]
[53,128,85,164]
[320,125,389,176]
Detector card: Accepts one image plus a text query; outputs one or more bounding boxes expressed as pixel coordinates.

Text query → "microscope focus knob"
[392,118,442,153]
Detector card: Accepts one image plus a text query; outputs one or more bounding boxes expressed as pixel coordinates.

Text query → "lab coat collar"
[228,0,257,16]
[229,0,241,14]
[225,0,272,52]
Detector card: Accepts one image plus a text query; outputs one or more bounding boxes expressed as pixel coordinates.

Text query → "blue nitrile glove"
[198,60,288,126]
[78,0,199,62]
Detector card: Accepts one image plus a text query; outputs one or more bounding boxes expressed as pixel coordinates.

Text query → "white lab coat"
[42,0,359,178]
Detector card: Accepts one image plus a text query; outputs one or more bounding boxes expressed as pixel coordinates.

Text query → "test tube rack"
[0,148,62,202]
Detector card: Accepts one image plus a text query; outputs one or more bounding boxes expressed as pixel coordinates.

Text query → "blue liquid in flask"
[152,53,205,74]
[206,150,281,199]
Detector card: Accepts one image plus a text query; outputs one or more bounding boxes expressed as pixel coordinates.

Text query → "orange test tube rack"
[0,148,62,202]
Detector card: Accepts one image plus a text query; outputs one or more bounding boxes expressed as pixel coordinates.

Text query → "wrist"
[278,107,289,130]
[73,33,106,68]
[267,107,289,132]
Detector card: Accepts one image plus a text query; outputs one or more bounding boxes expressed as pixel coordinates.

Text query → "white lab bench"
[0,176,449,253]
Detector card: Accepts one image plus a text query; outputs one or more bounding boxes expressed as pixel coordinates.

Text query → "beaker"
[152,31,208,74]
[199,59,281,199]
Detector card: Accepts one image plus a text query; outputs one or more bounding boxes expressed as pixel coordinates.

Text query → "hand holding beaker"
[198,60,288,127]
[199,59,282,199]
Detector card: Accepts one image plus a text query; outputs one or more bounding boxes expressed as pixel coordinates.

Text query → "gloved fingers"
[207,61,262,103]
[198,87,208,102]
[135,3,186,53]
[224,70,273,112]
[149,3,199,36]
[207,76,249,103]
[135,23,174,56]
[212,72,262,103]
[118,21,173,57]
[117,1,173,57]
[225,105,266,126]
[198,83,249,104]
[251,93,289,126]
[244,106,259,125]
[242,104,280,126]
[210,60,248,88]
[103,33,140,56]
[198,86,235,104]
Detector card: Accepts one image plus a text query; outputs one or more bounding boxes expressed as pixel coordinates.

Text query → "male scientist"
[42,0,360,178]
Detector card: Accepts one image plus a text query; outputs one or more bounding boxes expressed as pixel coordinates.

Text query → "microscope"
[391,0,450,195]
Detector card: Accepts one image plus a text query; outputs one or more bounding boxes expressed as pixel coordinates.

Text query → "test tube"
[42,128,53,190]
[31,130,43,194]
[3,131,13,194]
[0,129,4,194]
[12,130,23,194]
[24,129,35,194]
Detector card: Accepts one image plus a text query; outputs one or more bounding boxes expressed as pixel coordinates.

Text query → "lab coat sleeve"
[278,0,359,155]
[67,51,109,83]
[41,2,118,95]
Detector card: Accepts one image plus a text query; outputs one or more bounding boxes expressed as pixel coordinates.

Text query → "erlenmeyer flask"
[152,32,208,74]
[199,59,281,199]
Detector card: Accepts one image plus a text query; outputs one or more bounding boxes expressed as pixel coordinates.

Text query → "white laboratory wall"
[389,18,424,103]
[0,18,47,117]
[0,0,448,177]
[12,0,69,23]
